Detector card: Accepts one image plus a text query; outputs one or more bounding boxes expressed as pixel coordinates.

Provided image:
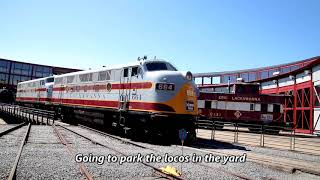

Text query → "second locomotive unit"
[16,58,198,142]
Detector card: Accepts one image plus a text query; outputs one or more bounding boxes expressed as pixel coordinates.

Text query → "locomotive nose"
[152,71,198,115]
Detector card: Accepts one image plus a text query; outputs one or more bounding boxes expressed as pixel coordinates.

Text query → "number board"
[156,83,175,91]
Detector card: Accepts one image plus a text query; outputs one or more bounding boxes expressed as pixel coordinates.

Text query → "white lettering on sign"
[232,97,261,102]
[219,96,228,100]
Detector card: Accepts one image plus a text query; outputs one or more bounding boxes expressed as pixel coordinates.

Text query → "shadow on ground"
[192,137,250,151]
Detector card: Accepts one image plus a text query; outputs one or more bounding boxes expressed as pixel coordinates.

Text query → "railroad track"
[6,123,31,180]
[187,141,320,176]
[74,124,254,180]
[52,124,94,180]
[0,123,26,137]
[56,124,185,180]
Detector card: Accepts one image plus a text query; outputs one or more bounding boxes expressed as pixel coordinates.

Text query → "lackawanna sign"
[218,96,261,102]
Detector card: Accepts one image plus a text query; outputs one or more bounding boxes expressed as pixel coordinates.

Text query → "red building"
[194,56,320,134]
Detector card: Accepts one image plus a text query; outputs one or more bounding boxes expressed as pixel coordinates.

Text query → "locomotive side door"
[38,80,44,102]
[46,84,53,102]
[58,84,64,105]
[119,67,131,111]
[45,77,54,103]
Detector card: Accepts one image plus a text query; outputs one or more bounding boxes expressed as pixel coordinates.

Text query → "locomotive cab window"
[123,68,128,77]
[145,62,177,71]
[131,67,138,76]
[46,77,54,83]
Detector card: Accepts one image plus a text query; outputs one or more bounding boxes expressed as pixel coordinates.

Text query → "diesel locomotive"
[16,58,198,142]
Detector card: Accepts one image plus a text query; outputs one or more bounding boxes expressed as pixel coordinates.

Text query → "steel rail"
[0,123,26,137]
[189,142,320,176]
[8,123,31,180]
[57,125,186,180]
[74,125,253,180]
[78,124,152,150]
[52,124,94,180]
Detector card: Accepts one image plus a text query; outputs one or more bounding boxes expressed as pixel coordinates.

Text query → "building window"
[240,73,248,82]
[248,73,256,81]
[33,66,53,77]
[11,62,31,76]
[291,65,299,71]
[0,73,7,84]
[222,75,237,83]
[20,76,30,82]
[268,69,278,77]
[21,64,31,76]
[281,67,290,74]
[42,66,52,77]
[260,71,268,79]
[10,75,22,85]
[0,60,9,73]
[34,66,43,77]
[11,63,22,74]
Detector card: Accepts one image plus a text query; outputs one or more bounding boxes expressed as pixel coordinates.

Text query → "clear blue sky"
[0,0,319,73]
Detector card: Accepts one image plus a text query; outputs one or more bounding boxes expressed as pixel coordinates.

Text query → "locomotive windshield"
[145,62,177,71]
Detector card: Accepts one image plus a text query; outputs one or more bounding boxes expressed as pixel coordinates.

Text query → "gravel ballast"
[1,124,319,179]
[66,125,320,180]
[16,125,83,179]
[0,126,27,179]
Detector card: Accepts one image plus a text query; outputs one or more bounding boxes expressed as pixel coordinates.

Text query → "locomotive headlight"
[186,71,193,81]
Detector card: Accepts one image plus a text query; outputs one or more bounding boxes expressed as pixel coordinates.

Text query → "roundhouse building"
[194,56,320,134]
[0,58,80,92]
